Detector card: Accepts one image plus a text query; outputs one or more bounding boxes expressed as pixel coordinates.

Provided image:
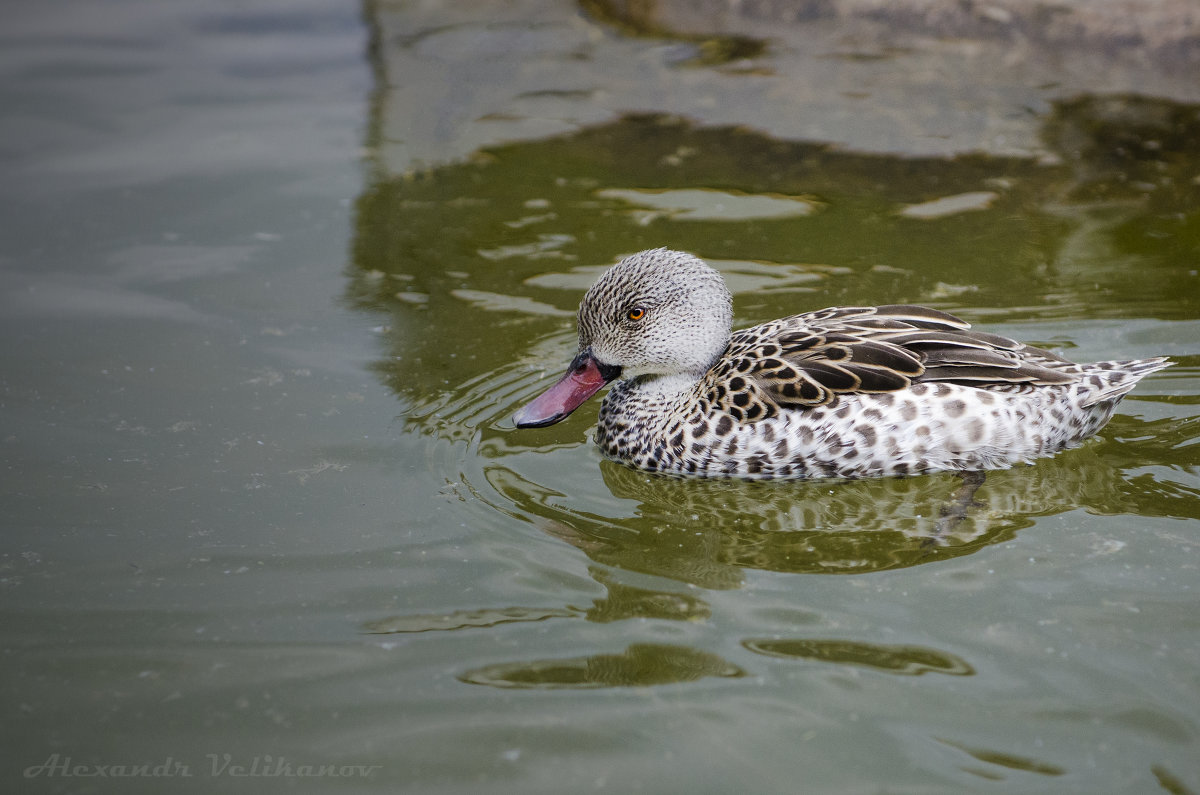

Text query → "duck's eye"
[626,307,645,322]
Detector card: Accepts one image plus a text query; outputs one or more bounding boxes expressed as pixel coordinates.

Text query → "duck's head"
[513,248,733,428]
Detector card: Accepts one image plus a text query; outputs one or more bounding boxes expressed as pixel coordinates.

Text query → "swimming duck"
[513,249,1170,479]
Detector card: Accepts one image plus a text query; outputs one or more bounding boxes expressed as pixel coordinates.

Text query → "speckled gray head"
[512,248,731,428]
[578,248,732,380]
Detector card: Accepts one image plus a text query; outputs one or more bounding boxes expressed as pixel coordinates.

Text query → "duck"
[512,248,1171,479]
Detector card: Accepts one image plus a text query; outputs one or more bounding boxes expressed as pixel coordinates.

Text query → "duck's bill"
[513,351,619,428]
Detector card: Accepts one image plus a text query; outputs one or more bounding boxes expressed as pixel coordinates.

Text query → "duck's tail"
[1076,357,1172,407]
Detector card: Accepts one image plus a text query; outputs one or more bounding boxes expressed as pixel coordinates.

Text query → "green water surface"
[2,1,1198,793]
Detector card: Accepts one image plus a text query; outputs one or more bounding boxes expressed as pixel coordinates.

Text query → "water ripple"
[458,643,745,689]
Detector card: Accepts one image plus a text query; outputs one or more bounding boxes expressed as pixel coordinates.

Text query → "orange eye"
[626,307,645,321]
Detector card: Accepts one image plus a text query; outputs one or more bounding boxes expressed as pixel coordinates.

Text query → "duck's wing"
[705,305,1076,420]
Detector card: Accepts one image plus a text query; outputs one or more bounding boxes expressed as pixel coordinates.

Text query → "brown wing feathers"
[736,304,1078,411]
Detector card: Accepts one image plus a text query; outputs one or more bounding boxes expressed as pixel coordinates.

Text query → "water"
[2,1,1198,793]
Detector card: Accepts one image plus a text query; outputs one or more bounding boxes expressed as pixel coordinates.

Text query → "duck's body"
[513,249,1169,480]
[593,317,1165,479]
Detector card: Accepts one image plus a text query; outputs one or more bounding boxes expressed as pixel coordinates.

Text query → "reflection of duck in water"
[514,249,1170,479]
[593,453,1123,576]
[482,444,1137,583]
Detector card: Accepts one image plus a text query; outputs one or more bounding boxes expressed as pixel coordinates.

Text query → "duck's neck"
[600,372,698,436]
[634,371,703,401]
